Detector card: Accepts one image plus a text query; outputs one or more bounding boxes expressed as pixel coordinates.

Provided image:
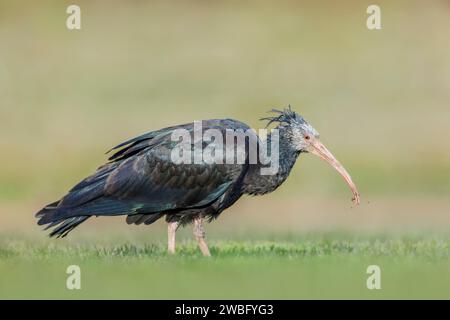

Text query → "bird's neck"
[242,129,300,195]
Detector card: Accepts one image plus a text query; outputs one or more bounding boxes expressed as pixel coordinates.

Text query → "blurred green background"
[0,0,449,299]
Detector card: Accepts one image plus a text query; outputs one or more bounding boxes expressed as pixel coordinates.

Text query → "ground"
[1,196,450,299]
[1,234,449,299]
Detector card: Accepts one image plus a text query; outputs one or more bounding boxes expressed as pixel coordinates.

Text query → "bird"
[35,106,360,256]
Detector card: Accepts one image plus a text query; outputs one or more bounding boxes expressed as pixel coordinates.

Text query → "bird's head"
[262,106,360,205]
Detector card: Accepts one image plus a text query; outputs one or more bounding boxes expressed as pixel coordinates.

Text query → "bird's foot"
[193,217,211,257]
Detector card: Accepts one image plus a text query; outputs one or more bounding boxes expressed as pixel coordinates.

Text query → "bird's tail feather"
[36,201,90,238]
[47,216,90,238]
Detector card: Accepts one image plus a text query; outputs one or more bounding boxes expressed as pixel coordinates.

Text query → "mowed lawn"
[1,235,449,299]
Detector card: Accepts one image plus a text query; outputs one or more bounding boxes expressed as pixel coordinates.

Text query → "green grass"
[1,235,449,299]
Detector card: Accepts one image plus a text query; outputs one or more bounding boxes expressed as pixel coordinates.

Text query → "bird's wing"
[37,119,253,225]
[106,118,252,162]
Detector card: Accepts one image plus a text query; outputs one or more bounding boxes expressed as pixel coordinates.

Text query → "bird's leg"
[167,221,179,254]
[193,217,211,257]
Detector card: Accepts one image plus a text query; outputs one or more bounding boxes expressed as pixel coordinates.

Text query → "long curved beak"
[308,138,360,205]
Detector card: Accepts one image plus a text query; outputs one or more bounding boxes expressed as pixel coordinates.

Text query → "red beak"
[308,137,360,205]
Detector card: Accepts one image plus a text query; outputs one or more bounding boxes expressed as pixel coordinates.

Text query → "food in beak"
[308,138,360,205]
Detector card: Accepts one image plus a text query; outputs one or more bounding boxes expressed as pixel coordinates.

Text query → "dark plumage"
[36,107,360,255]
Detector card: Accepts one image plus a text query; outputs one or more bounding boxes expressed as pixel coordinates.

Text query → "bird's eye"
[304,135,310,140]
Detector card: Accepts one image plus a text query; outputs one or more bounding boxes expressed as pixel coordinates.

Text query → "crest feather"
[260,105,305,127]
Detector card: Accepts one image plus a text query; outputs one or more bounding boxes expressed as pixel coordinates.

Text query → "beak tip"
[352,193,361,206]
